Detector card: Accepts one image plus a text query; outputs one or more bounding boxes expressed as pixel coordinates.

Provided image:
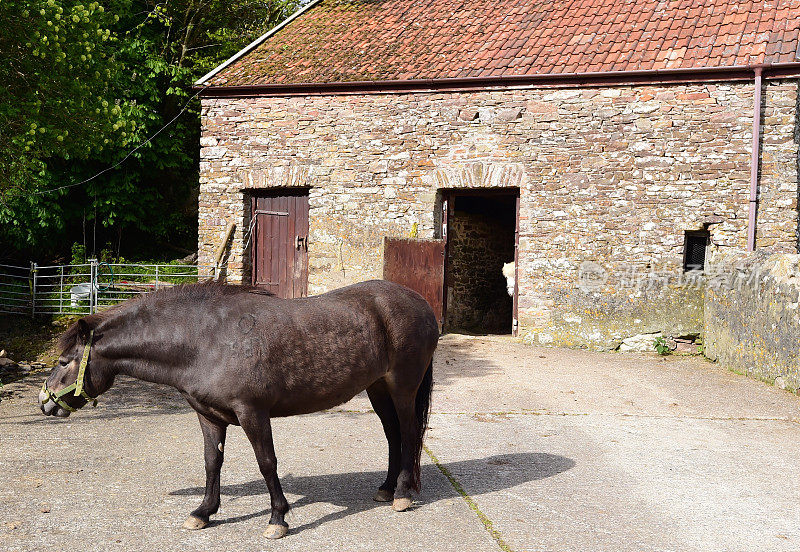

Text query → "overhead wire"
[28,84,209,198]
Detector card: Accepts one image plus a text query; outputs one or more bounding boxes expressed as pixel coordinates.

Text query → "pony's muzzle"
[38,394,70,418]
[39,399,55,415]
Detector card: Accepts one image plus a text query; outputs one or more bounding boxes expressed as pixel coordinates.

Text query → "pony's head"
[39,318,107,417]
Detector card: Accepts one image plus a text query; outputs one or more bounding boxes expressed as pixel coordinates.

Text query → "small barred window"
[683,231,709,272]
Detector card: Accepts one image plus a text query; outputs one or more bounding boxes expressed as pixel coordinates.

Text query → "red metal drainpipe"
[748,66,763,252]
[513,193,520,337]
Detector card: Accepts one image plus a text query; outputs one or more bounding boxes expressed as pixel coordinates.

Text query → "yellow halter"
[40,330,98,412]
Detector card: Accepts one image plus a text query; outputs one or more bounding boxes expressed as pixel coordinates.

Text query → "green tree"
[1,0,298,259]
[0,0,138,192]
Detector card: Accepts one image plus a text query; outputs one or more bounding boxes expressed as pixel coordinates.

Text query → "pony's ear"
[77,319,92,344]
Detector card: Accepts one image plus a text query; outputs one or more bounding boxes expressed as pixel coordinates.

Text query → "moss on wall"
[704,252,800,393]
[520,280,704,351]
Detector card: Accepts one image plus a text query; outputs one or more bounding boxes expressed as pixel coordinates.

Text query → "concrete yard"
[1,334,799,552]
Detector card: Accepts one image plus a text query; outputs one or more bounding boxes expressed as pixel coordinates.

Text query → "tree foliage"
[0,0,136,194]
[1,0,298,259]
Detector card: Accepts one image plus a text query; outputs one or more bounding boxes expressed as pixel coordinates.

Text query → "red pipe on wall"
[748,67,763,252]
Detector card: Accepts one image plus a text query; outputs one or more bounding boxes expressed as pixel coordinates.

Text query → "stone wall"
[199,79,799,348]
[704,252,800,393]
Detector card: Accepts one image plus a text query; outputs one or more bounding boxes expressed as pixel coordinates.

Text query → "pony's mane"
[57,310,113,355]
[56,281,271,354]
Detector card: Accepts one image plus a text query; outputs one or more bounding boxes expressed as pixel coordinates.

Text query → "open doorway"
[443,190,518,335]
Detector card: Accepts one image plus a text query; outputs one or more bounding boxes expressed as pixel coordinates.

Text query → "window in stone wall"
[683,230,709,272]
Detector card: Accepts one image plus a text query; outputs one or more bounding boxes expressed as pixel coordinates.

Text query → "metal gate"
[251,191,309,298]
[383,237,445,328]
[0,261,213,316]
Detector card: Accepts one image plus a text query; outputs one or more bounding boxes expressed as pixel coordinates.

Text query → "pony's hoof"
[373,489,393,502]
[392,497,414,512]
[182,516,208,530]
[263,524,288,539]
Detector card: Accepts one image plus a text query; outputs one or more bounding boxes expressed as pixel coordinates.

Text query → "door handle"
[296,235,307,250]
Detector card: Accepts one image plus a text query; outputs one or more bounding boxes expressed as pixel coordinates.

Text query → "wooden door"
[251,191,309,298]
[383,237,445,328]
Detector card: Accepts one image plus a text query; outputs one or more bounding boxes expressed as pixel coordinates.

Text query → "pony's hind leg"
[385,358,434,512]
[238,409,290,539]
[366,379,401,502]
[184,413,227,530]
[390,396,419,512]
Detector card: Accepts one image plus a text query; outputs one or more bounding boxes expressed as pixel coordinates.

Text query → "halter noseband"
[41,330,98,413]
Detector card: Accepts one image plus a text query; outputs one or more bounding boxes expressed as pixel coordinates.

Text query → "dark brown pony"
[39,280,438,539]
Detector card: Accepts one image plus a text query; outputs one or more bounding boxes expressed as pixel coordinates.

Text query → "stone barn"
[196,0,800,350]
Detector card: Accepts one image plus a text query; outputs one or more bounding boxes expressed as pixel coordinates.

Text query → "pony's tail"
[411,359,434,493]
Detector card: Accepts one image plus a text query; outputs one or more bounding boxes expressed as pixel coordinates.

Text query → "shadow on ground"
[170,452,574,534]
[3,373,191,424]
[433,335,513,387]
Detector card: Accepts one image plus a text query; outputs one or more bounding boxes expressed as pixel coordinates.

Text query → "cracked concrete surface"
[1,334,799,551]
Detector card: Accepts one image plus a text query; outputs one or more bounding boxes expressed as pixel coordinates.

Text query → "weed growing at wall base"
[653,336,671,356]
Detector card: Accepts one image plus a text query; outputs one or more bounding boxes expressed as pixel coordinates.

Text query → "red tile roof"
[205,0,800,87]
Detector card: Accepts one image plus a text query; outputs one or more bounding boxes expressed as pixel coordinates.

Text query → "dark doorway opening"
[444,191,518,335]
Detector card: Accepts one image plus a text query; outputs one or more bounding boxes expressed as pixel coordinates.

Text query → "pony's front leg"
[183,413,227,530]
[239,409,290,539]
